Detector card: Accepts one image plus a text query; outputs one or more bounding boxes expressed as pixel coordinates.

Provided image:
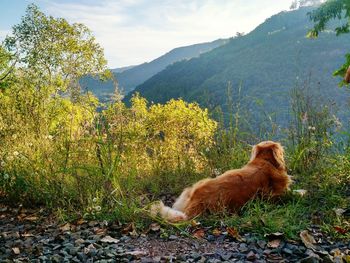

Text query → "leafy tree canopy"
[307,0,350,85]
[4,4,111,93]
[0,46,14,89]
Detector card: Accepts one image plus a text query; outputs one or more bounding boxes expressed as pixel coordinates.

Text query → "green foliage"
[81,38,228,101]
[287,82,339,174]
[4,4,110,94]
[308,0,350,86]
[0,4,349,240]
[125,7,350,127]
[0,46,14,90]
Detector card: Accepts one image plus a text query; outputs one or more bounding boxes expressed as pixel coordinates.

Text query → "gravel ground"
[0,205,349,262]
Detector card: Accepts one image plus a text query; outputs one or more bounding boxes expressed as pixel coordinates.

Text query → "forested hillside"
[81,38,228,102]
[126,7,350,127]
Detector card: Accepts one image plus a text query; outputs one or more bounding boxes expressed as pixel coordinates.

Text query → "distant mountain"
[111,65,135,73]
[81,38,229,102]
[125,7,350,127]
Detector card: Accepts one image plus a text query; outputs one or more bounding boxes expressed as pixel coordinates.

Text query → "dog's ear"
[250,141,286,170]
[271,142,285,170]
[250,144,260,162]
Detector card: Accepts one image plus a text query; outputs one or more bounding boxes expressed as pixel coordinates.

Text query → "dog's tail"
[150,201,187,223]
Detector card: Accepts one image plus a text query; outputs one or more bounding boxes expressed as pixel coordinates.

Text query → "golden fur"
[150,141,291,222]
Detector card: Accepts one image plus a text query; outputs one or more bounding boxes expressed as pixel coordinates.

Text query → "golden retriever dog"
[150,141,291,222]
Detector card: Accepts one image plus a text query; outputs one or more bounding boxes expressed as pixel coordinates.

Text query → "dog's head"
[250,141,286,170]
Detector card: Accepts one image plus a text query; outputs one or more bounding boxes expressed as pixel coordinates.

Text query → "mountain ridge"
[80,38,229,102]
[125,7,350,126]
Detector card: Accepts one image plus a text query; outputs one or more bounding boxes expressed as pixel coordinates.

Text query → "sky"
[0,0,293,68]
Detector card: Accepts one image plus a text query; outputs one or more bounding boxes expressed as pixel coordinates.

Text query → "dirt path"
[0,205,349,262]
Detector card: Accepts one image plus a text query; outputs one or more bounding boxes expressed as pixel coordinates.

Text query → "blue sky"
[1,0,294,68]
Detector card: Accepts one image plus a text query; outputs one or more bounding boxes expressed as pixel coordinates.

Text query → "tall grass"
[0,79,349,239]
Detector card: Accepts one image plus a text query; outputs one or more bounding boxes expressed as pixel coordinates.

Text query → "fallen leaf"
[212,228,221,236]
[12,247,20,255]
[191,220,201,227]
[122,223,136,235]
[192,228,205,239]
[22,232,34,238]
[227,227,243,241]
[334,226,348,235]
[268,239,281,248]
[94,228,107,235]
[100,235,119,243]
[76,218,86,225]
[17,214,27,220]
[300,230,316,250]
[24,215,39,222]
[60,223,71,232]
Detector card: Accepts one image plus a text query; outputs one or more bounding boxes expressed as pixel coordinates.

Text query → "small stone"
[206,235,215,242]
[51,254,62,263]
[239,243,249,253]
[74,239,85,245]
[141,258,154,263]
[177,255,187,261]
[169,235,178,240]
[220,252,233,261]
[322,255,334,263]
[69,247,79,256]
[282,248,293,255]
[53,244,62,250]
[71,257,80,263]
[190,252,201,261]
[106,253,115,258]
[120,236,130,242]
[257,240,266,249]
[77,252,87,262]
[300,256,320,263]
[246,251,257,261]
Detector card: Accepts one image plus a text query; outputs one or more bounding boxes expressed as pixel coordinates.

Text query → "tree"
[0,46,15,89]
[4,4,111,94]
[307,0,350,85]
[290,0,323,10]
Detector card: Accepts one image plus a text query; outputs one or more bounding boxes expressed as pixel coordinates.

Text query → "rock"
[322,254,334,263]
[69,247,79,256]
[190,252,201,261]
[220,252,233,261]
[77,251,87,262]
[74,238,85,245]
[257,240,266,249]
[141,258,154,263]
[51,254,63,263]
[169,235,178,240]
[246,251,257,261]
[300,256,320,263]
[282,248,293,255]
[239,243,249,253]
[206,235,215,242]
[300,251,321,263]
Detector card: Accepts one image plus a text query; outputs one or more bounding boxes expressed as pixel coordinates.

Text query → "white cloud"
[40,0,292,68]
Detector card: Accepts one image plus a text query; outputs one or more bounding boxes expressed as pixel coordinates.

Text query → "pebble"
[1,206,350,262]
[246,251,258,261]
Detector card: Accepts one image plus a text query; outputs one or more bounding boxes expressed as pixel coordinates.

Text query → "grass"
[0,85,349,242]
